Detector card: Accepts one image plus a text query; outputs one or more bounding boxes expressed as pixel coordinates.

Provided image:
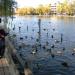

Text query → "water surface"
[8,16,75,75]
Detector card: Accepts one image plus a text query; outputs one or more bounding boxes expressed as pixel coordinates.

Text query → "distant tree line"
[57,0,75,16]
[16,0,75,16]
[16,4,51,15]
[0,0,17,16]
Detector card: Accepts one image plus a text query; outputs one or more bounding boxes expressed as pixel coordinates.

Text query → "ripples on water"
[8,16,75,75]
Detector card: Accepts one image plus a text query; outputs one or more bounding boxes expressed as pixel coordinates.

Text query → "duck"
[61,62,69,67]
[13,27,15,30]
[37,32,40,34]
[72,48,75,53]
[19,26,21,31]
[12,34,16,38]
[51,44,55,48]
[31,37,33,39]
[49,22,51,24]
[13,25,15,30]
[20,37,23,40]
[43,29,46,31]
[73,48,75,51]
[51,54,55,58]
[53,28,55,31]
[56,51,63,55]
[18,45,22,49]
[47,48,51,53]
[32,29,34,32]
[42,46,46,49]
[55,40,60,43]
[51,35,53,38]
[62,47,65,51]
[38,44,41,47]
[72,52,75,55]
[31,49,37,55]
[72,48,75,55]
[36,39,39,42]
[46,41,49,46]
[21,43,26,48]
[25,36,28,39]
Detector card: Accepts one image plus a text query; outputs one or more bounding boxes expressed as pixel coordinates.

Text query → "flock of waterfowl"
[8,17,75,75]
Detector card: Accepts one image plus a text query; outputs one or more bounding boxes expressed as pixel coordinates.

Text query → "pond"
[7,16,75,75]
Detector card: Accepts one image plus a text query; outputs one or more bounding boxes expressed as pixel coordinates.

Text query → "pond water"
[8,16,75,75]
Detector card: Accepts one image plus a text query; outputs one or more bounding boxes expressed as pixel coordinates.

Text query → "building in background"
[51,3,57,15]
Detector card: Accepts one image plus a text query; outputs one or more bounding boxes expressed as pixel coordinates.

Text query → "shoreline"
[15,14,75,18]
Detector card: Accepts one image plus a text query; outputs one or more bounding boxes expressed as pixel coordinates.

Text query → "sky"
[16,0,64,8]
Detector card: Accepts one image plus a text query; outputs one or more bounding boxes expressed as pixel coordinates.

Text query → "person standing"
[0,28,8,59]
